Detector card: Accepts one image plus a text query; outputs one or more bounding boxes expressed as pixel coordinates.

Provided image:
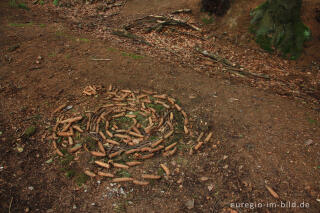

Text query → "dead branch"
[124,15,201,33]
[195,46,270,79]
[171,9,192,14]
[112,30,151,46]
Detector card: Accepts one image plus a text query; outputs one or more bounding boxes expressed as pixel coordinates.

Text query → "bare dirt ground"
[0,0,319,212]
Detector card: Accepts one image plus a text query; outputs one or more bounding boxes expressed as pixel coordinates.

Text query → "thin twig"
[91,59,112,61]
[8,197,13,213]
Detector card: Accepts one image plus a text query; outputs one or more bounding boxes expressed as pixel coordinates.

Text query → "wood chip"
[95,160,110,168]
[128,131,144,138]
[121,89,131,93]
[60,116,83,124]
[197,132,204,142]
[57,131,73,137]
[68,136,73,145]
[126,161,142,166]
[160,164,170,176]
[151,139,164,148]
[150,145,164,153]
[163,147,177,157]
[167,97,175,105]
[112,112,125,118]
[184,125,189,134]
[99,131,107,140]
[141,89,154,95]
[125,148,140,154]
[204,132,213,143]
[112,177,133,182]
[194,142,203,150]
[165,142,177,151]
[105,130,113,138]
[98,171,114,178]
[141,174,161,179]
[265,185,280,199]
[133,180,149,185]
[98,141,106,153]
[140,153,154,159]
[169,112,174,121]
[61,123,72,132]
[108,150,122,158]
[68,144,82,153]
[52,103,67,115]
[72,125,84,133]
[153,94,167,99]
[155,100,170,109]
[112,163,129,169]
[174,104,182,111]
[52,141,57,149]
[164,130,174,139]
[114,134,130,139]
[90,151,106,157]
[106,139,120,145]
[84,170,96,177]
[56,148,64,156]
[86,113,91,131]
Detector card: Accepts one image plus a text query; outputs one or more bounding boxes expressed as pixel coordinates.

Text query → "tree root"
[195,46,270,80]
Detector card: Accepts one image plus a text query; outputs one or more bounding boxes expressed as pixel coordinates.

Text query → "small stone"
[305,139,313,146]
[17,147,24,153]
[46,209,54,213]
[208,184,214,191]
[177,178,183,184]
[185,199,194,209]
[228,97,239,103]
[28,186,34,190]
[199,177,209,182]
[223,165,229,169]
[189,94,197,99]
[36,60,40,64]
[25,207,30,212]
[91,203,96,206]
[72,204,77,209]
[223,155,228,160]
[37,56,42,60]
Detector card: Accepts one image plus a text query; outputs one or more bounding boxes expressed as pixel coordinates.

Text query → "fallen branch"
[195,46,270,80]
[172,9,192,14]
[91,58,112,61]
[112,30,151,46]
[124,15,201,33]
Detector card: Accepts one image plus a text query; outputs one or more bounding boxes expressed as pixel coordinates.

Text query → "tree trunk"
[250,0,311,59]
[201,0,231,16]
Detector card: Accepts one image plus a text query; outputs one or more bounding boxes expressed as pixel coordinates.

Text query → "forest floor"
[0,0,319,212]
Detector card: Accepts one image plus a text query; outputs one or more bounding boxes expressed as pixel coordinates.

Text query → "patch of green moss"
[116,169,131,178]
[256,35,273,52]
[146,103,165,113]
[201,16,214,25]
[250,0,311,59]
[81,136,96,151]
[60,153,74,166]
[23,126,36,137]
[75,173,90,186]
[114,116,133,129]
[121,52,143,60]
